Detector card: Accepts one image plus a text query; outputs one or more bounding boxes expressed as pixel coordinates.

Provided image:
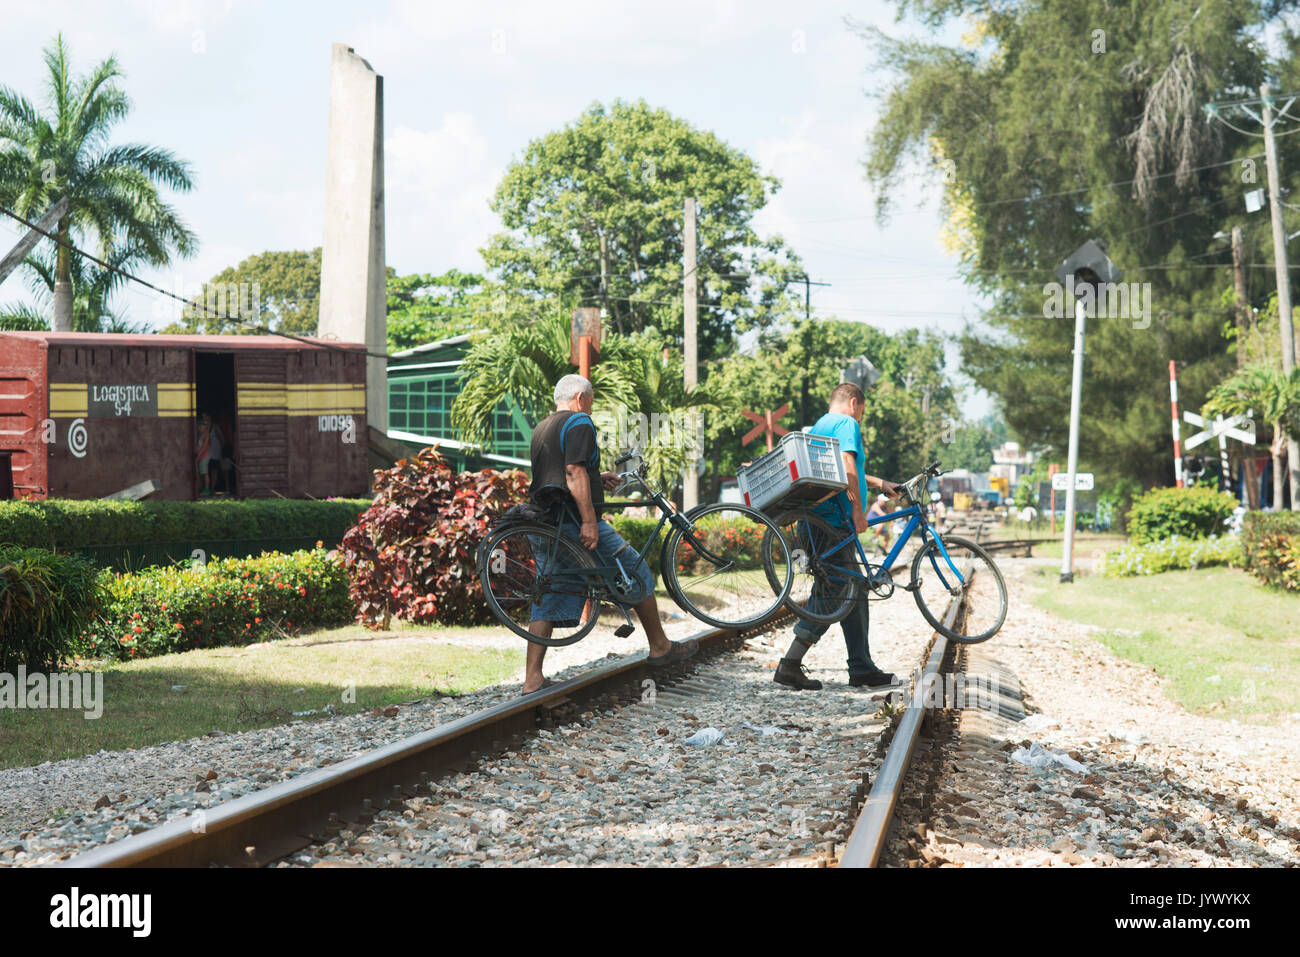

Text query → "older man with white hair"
[521,374,697,693]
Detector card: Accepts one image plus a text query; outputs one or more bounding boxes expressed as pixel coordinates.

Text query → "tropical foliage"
[862,0,1296,486]
[0,546,100,671]
[339,449,528,628]
[0,34,195,331]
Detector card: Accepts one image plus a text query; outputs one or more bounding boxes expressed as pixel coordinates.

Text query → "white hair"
[554,374,593,406]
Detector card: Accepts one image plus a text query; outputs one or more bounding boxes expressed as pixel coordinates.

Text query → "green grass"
[0,622,522,770]
[1026,565,1300,720]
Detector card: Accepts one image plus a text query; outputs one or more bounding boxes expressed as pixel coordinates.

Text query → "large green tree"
[0,34,195,331]
[863,0,1297,487]
[481,99,804,361]
[168,248,321,335]
[387,269,495,352]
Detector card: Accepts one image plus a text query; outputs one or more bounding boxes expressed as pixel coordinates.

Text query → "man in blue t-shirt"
[775,382,901,692]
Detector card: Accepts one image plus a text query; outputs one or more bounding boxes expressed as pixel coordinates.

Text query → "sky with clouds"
[1,0,995,416]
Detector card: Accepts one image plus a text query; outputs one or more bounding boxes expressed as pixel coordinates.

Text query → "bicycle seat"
[529,484,576,523]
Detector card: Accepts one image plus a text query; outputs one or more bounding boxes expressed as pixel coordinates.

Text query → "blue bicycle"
[760,461,1008,644]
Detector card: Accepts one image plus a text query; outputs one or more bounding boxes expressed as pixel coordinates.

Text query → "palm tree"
[3,237,148,332]
[1205,364,1300,510]
[452,311,710,493]
[0,34,195,330]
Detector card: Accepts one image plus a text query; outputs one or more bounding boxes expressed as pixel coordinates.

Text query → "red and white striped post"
[1169,360,1184,487]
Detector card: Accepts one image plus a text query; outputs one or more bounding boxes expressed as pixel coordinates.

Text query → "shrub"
[1097,534,1244,577]
[604,514,666,566]
[341,448,528,628]
[1240,511,1300,591]
[1125,486,1237,545]
[83,545,351,661]
[0,546,102,671]
[671,515,768,575]
[0,498,370,565]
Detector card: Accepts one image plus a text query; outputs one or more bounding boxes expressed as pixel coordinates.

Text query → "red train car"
[0,332,368,500]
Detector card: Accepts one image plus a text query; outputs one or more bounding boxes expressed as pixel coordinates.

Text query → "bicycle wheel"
[909,534,1007,643]
[762,511,861,626]
[661,503,792,629]
[479,522,602,647]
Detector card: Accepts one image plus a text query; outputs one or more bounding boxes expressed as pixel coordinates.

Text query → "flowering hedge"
[340,448,528,628]
[1097,534,1244,578]
[1240,511,1300,592]
[671,516,768,574]
[82,545,351,661]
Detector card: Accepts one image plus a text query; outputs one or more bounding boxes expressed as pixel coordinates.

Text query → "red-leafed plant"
[340,448,528,627]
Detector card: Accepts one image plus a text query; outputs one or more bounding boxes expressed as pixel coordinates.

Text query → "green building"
[386,333,534,471]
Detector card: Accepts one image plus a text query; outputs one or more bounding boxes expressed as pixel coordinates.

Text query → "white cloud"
[384,112,503,273]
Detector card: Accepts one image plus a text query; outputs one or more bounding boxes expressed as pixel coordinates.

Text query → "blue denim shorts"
[529,518,656,623]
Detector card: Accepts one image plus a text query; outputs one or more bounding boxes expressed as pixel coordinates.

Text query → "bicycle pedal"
[614,624,635,638]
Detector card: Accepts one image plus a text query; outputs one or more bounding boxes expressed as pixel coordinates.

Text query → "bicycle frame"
[806,496,966,593]
[525,469,730,598]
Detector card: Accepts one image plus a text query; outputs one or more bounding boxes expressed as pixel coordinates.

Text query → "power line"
[0,202,394,359]
[766,151,1268,226]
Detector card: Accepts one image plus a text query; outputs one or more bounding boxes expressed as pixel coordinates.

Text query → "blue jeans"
[529,518,656,624]
[792,519,878,678]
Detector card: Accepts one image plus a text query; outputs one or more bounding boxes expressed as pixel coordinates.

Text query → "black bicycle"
[760,461,1008,643]
[477,450,795,646]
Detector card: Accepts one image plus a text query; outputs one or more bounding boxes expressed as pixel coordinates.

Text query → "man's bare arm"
[843,451,868,534]
[566,464,599,548]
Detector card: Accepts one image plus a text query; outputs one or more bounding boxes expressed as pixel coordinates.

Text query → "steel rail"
[838,590,965,868]
[58,612,791,868]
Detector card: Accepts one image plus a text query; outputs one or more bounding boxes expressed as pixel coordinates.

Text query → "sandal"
[648,637,699,667]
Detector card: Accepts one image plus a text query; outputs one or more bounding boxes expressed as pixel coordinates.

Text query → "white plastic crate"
[736,432,847,518]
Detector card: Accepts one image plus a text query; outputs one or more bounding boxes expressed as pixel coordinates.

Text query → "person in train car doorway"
[774,382,901,692]
[214,409,237,495]
[195,411,225,496]
[521,374,697,694]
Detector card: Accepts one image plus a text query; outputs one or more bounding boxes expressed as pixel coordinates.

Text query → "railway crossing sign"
[1051,472,1094,491]
[741,403,789,452]
[1182,409,1255,494]
[1182,411,1255,450]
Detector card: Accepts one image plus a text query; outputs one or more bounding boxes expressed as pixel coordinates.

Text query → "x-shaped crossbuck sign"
[1183,410,1256,449]
[742,403,790,448]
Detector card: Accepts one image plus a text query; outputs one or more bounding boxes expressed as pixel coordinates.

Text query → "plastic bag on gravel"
[1017,714,1059,733]
[684,728,727,747]
[1009,741,1088,773]
[741,721,796,737]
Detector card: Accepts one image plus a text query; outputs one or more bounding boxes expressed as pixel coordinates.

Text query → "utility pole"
[1261,85,1300,509]
[1232,225,1249,361]
[1231,225,1260,507]
[683,197,699,511]
[1208,86,1300,507]
[599,230,621,335]
[794,274,830,428]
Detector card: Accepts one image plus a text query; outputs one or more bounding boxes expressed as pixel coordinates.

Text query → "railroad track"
[61,592,974,869]
[60,612,790,867]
